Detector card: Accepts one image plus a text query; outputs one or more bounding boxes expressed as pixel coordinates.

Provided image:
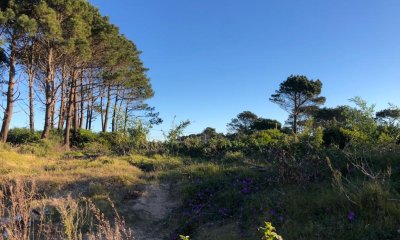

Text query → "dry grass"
[0,146,144,206]
[0,179,134,240]
[0,146,150,239]
[0,148,141,179]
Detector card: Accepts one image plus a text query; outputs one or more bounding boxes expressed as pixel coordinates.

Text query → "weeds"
[0,179,133,240]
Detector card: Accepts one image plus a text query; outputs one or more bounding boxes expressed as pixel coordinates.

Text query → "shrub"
[182,136,203,156]
[7,128,40,144]
[259,222,283,240]
[82,141,110,156]
[222,151,245,163]
[251,129,284,147]
[323,126,348,149]
[202,136,231,157]
[98,132,130,154]
[17,141,51,157]
[71,129,98,148]
[0,179,134,240]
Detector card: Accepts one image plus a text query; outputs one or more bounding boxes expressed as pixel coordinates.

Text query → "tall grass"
[0,179,134,240]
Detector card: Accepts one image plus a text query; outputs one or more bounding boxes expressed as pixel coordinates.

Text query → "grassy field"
[0,142,399,240]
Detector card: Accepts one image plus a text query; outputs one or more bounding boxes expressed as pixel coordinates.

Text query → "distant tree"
[227,111,281,134]
[227,111,258,134]
[165,119,191,143]
[376,106,400,126]
[342,97,377,140]
[0,1,36,142]
[270,75,325,133]
[200,127,218,142]
[312,106,350,126]
[251,118,281,131]
[202,127,217,137]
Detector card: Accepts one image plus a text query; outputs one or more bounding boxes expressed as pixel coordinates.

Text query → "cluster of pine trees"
[0,0,156,148]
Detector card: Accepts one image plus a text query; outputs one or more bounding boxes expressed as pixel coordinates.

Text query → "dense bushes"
[70,129,147,155]
[7,128,40,144]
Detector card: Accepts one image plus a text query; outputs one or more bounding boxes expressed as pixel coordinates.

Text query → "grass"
[0,179,134,240]
[150,151,400,240]
[0,144,144,218]
[0,142,399,239]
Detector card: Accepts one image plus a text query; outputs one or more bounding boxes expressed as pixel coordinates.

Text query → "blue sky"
[10,0,400,139]
[91,0,400,139]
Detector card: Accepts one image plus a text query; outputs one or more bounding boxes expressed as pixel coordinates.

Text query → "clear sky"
[86,0,400,139]
[10,0,400,139]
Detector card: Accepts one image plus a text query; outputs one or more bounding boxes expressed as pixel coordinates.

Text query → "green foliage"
[7,128,40,144]
[126,154,182,172]
[98,131,130,154]
[227,111,281,134]
[126,119,149,149]
[270,75,326,133]
[82,141,110,156]
[164,119,191,155]
[259,222,283,240]
[227,111,259,134]
[312,106,349,126]
[376,104,400,126]
[71,129,98,148]
[322,126,348,149]
[251,129,284,146]
[343,97,377,140]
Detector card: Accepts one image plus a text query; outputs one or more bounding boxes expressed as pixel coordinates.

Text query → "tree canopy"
[227,111,281,135]
[270,75,325,133]
[0,0,159,147]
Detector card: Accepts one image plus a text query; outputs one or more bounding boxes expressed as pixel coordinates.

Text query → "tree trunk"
[58,64,67,130]
[28,68,35,132]
[102,83,111,132]
[88,83,95,130]
[100,86,104,130]
[0,37,17,142]
[73,71,79,137]
[293,113,298,134]
[111,91,119,132]
[64,69,77,148]
[79,73,85,129]
[85,72,94,130]
[123,104,129,132]
[41,47,55,139]
[50,80,57,130]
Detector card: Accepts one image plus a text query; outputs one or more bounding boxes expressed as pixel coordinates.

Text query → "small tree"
[252,118,281,131]
[259,222,283,240]
[270,75,325,133]
[227,111,258,134]
[376,104,400,126]
[164,118,191,154]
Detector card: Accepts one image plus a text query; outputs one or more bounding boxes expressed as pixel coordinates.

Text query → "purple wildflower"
[347,211,356,222]
[219,207,229,216]
[170,233,179,240]
[269,209,277,216]
[240,187,251,194]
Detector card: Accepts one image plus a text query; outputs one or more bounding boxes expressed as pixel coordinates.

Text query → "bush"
[7,128,40,144]
[202,136,231,157]
[17,141,50,157]
[250,129,284,147]
[71,129,98,148]
[323,127,349,149]
[82,141,110,156]
[222,151,245,163]
[99,132,130,154]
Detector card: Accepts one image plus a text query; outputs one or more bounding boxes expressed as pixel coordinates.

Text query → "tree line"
[0,0,159,148]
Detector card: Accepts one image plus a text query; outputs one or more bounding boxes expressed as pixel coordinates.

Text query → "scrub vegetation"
[0,1,399,240]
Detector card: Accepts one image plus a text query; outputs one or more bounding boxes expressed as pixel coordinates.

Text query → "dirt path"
[122,183,180,240]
